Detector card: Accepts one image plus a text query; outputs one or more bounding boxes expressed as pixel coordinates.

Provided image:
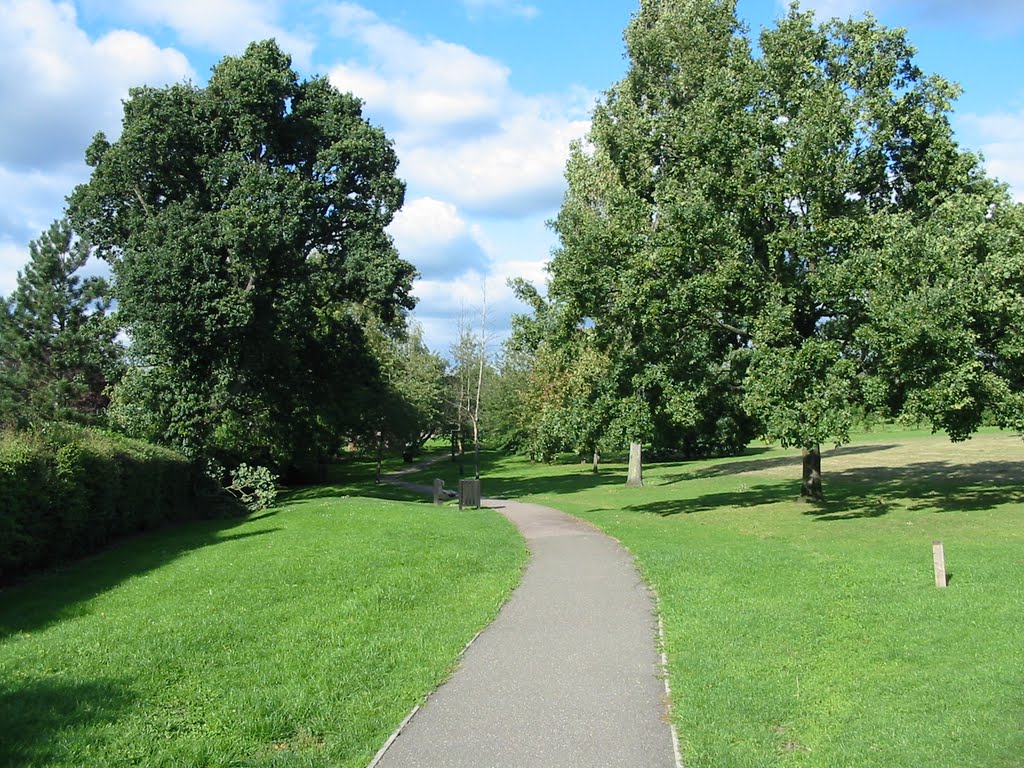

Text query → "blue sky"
[2,0,1023,356]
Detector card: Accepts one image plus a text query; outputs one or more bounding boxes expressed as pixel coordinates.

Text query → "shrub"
[0,426,218,582]
[225,463,278,512]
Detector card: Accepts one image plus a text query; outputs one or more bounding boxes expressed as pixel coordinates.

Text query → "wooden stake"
[933,541,947,588]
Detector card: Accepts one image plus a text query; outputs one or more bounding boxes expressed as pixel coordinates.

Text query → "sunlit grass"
[0,482,525,767]
[410,429,1024,768]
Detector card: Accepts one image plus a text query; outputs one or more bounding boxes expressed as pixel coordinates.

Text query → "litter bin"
[458,479,481,509]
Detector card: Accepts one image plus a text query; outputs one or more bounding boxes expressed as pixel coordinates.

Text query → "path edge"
[365,629,488,768]
[367,464,530,768]
[370,464,683,768]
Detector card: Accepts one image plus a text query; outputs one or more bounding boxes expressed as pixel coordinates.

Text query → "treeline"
[1,42,455,482]
[487,1,1024,500]
[0,42,469,573]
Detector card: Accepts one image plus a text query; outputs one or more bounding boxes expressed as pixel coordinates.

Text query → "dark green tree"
[355,318,448,480]
[69,40,415,469]
[0,219,121,426]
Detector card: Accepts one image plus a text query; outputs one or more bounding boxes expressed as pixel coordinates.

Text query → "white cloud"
[398,109,589,217]
[412,259,547,355]
[0,241,27,296]
[388,197,490,279]
[0,164,87,250]
[114,0,314,65]
[463,0,540,20]
[0,0,194,170]
[327,5,509,139]
[324,3,591,217]
[959,110,1024,201]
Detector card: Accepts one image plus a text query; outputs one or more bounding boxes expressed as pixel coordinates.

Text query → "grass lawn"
[0,458,526,767]
[411,429,1024,767]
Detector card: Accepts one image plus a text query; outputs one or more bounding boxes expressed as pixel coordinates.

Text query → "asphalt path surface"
[374,469,678,768]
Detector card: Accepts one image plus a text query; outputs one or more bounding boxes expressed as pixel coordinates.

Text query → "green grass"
[409,430,1024,767]
[0,472,526,767]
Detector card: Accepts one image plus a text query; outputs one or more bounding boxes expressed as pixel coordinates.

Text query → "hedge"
[0,426,219,582]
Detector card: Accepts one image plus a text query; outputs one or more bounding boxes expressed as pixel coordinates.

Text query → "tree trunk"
[592,449,601,474]
[473,419,481,480]
[626,441,644,487]
[801,444,823,501]
[375,432,383,484]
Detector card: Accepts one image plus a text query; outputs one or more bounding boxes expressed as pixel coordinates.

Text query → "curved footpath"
[373,468,679,768]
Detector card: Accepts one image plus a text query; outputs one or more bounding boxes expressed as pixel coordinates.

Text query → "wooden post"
[933,541,947,588]
[433,479,444,506]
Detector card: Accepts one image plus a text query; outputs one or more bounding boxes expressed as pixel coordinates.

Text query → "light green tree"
[544,0,1021,499]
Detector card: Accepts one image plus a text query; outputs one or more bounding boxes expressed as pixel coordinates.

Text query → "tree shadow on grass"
[0,677,135,767]
[809,460,1024,520]
[624,480,797,517]
[662,443,899,484]
[0,520,279,641]
[624,457,1024,521]
[480,468,625,500]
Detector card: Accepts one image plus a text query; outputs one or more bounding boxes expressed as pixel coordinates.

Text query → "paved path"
[372,468,679,768]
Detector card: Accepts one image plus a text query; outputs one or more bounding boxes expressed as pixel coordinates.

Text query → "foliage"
[0,219,121,428]
[358,319,448,452]
[538,0,1022,496]
[0,425,215,582]
[68,40,415,470]
[224,463,278,512]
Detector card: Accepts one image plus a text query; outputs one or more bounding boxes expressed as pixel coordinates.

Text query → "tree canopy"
[526,0,1024,497]
[69,40,416,469]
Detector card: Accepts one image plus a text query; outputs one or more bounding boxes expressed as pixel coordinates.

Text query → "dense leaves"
[69,41,415,469]
[0,426,215,581]
[0,220,121,427]
[523,0,1023,496]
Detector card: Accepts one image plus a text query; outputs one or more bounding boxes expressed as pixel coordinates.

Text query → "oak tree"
[69,41,415,468]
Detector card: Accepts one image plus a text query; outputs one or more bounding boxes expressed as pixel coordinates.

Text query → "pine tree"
[0,219,121,426]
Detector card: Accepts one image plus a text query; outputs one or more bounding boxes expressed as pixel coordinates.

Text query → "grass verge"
[410,430,1024,768]
[0,475,525,767]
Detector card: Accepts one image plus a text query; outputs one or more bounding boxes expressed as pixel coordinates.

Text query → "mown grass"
[409,429,1024,768]
[0,466,525,767]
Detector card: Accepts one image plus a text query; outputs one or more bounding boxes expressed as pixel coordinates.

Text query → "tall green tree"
[545,0,1019,498]
[69,40,415,469]
[0,219,121,426]
[546,0,757,486]
[736,7,997,499]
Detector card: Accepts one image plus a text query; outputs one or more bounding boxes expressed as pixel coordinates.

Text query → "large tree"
[545,0,1019,498]
[69,41,415,468]
[0,219,121,427]
[545,0,758,486]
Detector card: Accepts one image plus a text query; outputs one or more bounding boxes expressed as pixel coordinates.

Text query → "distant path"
[373,465,679,768]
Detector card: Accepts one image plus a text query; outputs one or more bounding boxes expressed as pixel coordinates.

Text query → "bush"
[0,426,219,582]
[224,463,278,513]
